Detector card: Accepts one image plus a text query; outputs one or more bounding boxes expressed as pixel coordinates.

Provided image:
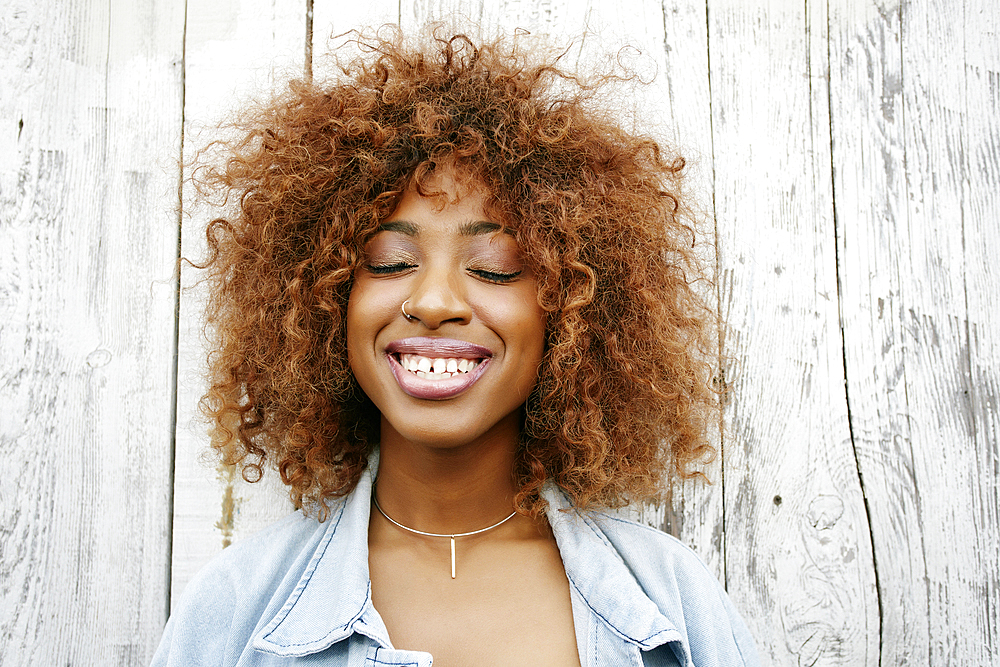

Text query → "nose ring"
[401,300,416,322]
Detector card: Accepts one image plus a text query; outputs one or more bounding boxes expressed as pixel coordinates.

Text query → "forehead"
[379,168,510,238]
[387,175,487,219]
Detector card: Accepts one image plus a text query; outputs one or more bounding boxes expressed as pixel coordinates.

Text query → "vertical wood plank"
[828,1,934,663]
[708,0,879,663]
[649,0,722,582]
[960,0,1000,657]
[172,0,306,608]
[897,0,1000,662]
[0,0,183,663]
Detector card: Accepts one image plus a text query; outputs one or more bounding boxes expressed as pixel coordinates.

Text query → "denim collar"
[251,455,679,657]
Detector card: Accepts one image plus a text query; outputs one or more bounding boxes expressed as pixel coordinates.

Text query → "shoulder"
[587,510,716,582]
[150,508,339,666]
[542,483,759,667]
[194,510,329,588]
[585,510,760,667]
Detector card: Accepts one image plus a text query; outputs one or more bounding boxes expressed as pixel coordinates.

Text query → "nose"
[404,265,473,328]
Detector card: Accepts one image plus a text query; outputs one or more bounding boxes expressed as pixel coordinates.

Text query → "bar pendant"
[450,536,456,579]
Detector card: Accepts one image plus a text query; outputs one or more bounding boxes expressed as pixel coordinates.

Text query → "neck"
[373,417,520,535]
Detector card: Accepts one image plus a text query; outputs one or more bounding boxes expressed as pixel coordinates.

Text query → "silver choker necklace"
[372,489,517,579]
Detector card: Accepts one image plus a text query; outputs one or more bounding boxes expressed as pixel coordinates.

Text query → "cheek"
[344,278,397,401]
[518,286,547,345]
[345,286,367,376]
[506,285,546,360]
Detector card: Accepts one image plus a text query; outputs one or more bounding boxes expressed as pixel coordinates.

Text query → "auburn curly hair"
[196,26,718,519]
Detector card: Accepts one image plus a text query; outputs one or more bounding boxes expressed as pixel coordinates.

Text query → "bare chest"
[368,532,581,667]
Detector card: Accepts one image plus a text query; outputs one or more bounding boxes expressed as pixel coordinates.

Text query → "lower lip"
[387,354,490,400]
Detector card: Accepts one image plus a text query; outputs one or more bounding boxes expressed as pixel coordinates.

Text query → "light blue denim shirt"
[152,462,759,667]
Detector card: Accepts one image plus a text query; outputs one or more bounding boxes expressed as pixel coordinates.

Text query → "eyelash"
[470,269,522,284]
[365,263,521,284]
[366,262,414,275]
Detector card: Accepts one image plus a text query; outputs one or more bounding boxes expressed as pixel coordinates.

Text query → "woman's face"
[346,170,546,451]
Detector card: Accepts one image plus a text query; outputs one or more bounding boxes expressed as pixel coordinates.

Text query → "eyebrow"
[376,220,418,236]
[460,220,504,236]
[375,220,507,236]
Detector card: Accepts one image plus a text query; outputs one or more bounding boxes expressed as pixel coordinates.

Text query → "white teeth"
[399,353,480,379]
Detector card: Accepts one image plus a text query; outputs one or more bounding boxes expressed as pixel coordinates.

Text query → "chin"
[380,409,522,452]
[391,423,486,450]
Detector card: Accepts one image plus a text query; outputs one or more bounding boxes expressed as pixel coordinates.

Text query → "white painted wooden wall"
[1,1,997,665]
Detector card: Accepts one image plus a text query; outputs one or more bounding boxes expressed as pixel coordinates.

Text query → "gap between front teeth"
[399,353,481,379]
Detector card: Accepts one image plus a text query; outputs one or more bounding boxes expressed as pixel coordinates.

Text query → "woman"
[154,28,759,667]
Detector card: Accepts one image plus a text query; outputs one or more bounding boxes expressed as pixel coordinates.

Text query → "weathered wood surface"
[0,0,183,664]
[829,3,923,662]
[710,2,881,663]
[1,0,997,664]
[170,0,307,610]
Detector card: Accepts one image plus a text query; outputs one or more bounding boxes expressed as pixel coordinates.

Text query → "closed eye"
[366,262,416,275]
[469,269,522,284]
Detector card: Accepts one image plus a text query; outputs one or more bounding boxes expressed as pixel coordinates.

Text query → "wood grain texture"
[829,1,930,663]
[895,0,999,662]
[0,0,183,663]
[708,1,879,664]
[170,0,307,608]
[960,0,1000,659]
[646,0,723,582]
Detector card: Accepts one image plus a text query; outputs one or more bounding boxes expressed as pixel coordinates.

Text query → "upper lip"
[385,337,493,358]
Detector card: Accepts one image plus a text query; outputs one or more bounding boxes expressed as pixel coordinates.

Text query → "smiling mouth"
[385,338,493,400]
[396,353,484,380]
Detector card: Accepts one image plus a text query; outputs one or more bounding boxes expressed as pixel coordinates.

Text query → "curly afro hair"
[195,26,718,519]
